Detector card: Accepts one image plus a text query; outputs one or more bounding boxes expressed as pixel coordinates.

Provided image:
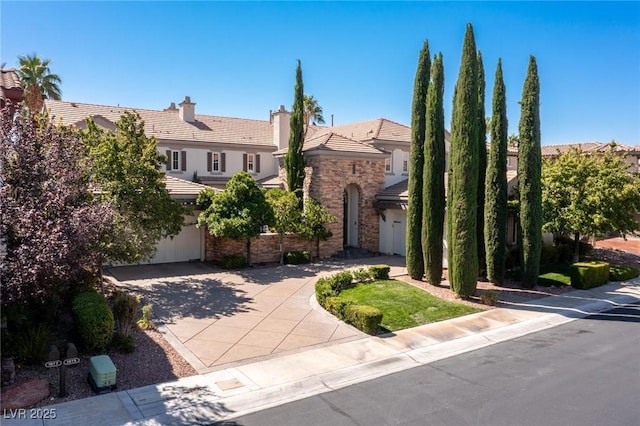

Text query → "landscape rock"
[0,378,50,410]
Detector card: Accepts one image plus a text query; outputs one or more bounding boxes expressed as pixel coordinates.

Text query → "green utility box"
[88,355,116,393]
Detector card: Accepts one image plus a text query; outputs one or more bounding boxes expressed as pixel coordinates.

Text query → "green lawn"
[538,264,572,286]
[338,280,481,332]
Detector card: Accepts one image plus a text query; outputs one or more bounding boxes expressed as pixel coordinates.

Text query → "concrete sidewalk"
[4,278,638,426]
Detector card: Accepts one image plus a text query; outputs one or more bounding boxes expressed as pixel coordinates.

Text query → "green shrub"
[570,261,610,289]
[609,264,640,281]
[480,290,499,306]
[540,244,559,266]
[328,271,353,291]
[315,278,336,307]
[352,268,373,283]
[344,304,383,334]
[221,255,248,270]
[72,290,114,352]
[284,251,311,265]
[554,236,593,263]
[369,264,391,280]
[112,333,136,353]
[137,304,155,330]
[9,323,54,364]
[111,291,140,337]
[324,297,354,320]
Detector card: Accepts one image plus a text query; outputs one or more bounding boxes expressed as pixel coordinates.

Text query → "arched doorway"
[343,184,359,248]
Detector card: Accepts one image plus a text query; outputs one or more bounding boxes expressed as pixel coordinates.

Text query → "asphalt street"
[227,303,640,426]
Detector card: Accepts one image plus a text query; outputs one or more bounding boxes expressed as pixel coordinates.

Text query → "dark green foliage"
[553,235,593,263]
[284,250,311,265]
[221,255,249,270]
[369,264,391,280]
[324,296,354,320]
[344,304,383,334]
[285,60,306,205]
[315,278,335,306]
[72,290,114,353]
[353,267,374,283]
[570,261,610,289]
[448,23,480,298]
[518,55,542,288]
[198,172,274,266]
[609,265,640,281]
[485,59,509,285]
[8,323,54,364]
[112,333,136,353]
[422,53,446,286]
[111,291,140,337]
[328,271,354,291]
[299,198,336,257]
[476,51,487,276]
[406,40,431,279]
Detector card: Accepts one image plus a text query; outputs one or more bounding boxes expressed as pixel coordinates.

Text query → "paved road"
[230,303,640,426]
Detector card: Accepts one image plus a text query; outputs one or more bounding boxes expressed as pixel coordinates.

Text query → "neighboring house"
[0,68,23,113]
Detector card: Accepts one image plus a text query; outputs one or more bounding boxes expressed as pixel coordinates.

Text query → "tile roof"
[309,118,411,143]
[540,142,639,156]
[45,100,274,147]
[1,69,23,103]
[302,132,385,155]
[164,175,211,197]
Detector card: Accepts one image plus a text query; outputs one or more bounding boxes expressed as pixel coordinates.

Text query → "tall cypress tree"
[448,23,479,298]
[476,51,487,277]
[485,59,508,285]
[422,53,445,286]
[285,60,306,207]
[406,41,431,280]
[518,55,542,288]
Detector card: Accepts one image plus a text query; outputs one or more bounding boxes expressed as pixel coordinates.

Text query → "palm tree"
[303,95,325,128]
[16,53,62,112]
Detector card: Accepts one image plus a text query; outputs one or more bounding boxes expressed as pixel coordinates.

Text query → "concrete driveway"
[106,257,407,373]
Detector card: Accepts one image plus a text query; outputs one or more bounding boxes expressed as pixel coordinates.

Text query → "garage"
[146,215,204,264]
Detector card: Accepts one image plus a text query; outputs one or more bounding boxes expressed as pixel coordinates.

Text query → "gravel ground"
[3,247,637,409]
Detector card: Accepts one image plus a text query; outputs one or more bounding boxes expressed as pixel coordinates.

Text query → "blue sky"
[2,1,638,145]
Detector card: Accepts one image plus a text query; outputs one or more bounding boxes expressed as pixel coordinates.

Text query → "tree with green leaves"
[197,172,274,266]
[422,52,445,286]
[266,189,302,265]
[476,51,487,276]
[518,55,542,288]
[82,112,185,264]
[406,40,431,280]
[285,60,306,206]
[448,23,479,298]
[16,53,62,113]
[303,94,325,128]
[484,59,508,285]
[542,145,640,262]
[299,198,336,259]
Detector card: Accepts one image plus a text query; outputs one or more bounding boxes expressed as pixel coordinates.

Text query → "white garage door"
[147,217,203,264]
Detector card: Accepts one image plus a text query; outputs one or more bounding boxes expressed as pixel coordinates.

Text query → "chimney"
[178,96,196,122]
[164,102,178,112]
[272,104,290,150]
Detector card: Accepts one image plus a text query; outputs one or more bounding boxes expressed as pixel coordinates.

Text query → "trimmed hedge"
[221,255,248,270]
[72,290,114,352]
[369,265,390,280]
[284,251,311,265]
[324,296,353,320]
[329,271,353,291]
[570,261,610,289]
[315,278,336,307]
[609,264,640,282]
[344,304,383,334]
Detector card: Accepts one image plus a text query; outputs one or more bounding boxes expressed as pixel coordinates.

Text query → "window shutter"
[207,152,212,172]
[243,154,247,172]
[181,151,187,171]
[256,154,261,173]
[221,153,226,172]
[165,150,171,170]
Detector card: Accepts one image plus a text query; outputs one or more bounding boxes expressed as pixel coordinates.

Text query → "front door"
[392,218,406,256]
[343,185,359,247]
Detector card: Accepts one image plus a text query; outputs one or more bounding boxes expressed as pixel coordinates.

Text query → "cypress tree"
[518,55,542,288]
[406,40,431,280]
[476,51,487,277]
[285,59,306,207]
[422,53,445,286]
[448,23,479,298]
[484,59,508,285]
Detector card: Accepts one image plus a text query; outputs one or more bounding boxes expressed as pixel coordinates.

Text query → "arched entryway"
[343,184,360,247]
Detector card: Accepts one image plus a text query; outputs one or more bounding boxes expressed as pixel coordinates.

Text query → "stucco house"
[45,97,437,264]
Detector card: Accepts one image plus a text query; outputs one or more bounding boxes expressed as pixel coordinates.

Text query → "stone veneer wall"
[205,233,319,264]
[304,155,386,257]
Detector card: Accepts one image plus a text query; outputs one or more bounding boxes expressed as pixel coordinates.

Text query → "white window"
[172,151,179,170]
[385,156,392,173]
[247,153,255,172]
[402,152,409,173]
[212,152,220,172]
